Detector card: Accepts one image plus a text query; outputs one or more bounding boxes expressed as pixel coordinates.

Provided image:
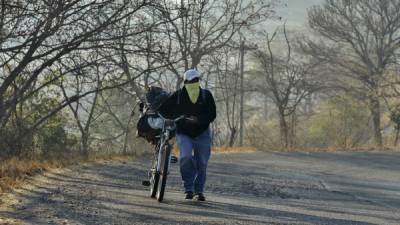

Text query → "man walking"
[159,69,216,201]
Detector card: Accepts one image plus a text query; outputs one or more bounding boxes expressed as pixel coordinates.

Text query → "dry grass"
[172,145,257,156]
[0,154,134,195]
[212,146,257,153]
[284,145,400,153]
[0,159,66,193]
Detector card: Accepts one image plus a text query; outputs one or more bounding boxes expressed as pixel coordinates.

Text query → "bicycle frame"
[156,113,179,171]
[148,114,184,201]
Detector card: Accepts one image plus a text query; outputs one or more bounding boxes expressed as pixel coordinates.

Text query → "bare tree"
[253,26,319,149]
[59,53,107,158]
[0,0,153,132]
[302,0,400,146]
[210,46,241,146]
[157,0,276,88]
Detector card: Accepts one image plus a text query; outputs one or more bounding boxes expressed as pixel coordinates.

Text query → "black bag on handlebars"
[144,86,170,111]
[136,114,161,144]
[136,86,170,144]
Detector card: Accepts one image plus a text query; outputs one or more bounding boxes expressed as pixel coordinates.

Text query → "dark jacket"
[158,87,216,138]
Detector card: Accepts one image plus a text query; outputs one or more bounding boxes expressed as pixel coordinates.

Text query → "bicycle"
[142,113,185,202]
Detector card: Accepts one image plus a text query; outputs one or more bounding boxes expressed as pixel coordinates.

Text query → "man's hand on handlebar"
[156,113,198,124]
[186,116,199,124]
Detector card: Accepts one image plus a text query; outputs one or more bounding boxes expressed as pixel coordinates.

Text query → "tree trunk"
[239,39,245,146]
[394,126,400,146]
[122,117,133,155]
[228,127,237,147]
[289,111,297,149]
[122,129,129,155]
[369,95,383,147]
[191,55,201,69]
[279,110,289,149]
[0,97,4,127]
[81,133,89,159]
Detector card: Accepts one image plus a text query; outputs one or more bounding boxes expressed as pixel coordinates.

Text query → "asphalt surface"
[1,151,400,225]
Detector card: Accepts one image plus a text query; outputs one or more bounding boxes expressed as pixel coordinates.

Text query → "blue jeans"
[176,128,212,193]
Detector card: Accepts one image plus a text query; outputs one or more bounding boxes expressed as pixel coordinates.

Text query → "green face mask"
[185,82,200,103]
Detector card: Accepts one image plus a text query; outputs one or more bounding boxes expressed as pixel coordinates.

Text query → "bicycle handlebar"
[157,113,190,123]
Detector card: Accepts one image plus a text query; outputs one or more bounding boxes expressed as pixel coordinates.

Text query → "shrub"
[298,95,372,149]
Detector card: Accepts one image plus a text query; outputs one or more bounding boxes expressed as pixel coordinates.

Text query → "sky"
[266,0,325,32]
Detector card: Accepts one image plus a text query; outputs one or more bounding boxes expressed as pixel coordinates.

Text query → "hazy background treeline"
[1,0,400,161]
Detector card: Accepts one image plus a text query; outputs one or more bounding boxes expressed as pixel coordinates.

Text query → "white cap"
[184,69,200,81]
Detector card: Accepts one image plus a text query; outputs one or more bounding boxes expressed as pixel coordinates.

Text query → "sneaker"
[170,155,178,163]
[185,191,194,200]
[142,180,150,186]
[194,193,206,201]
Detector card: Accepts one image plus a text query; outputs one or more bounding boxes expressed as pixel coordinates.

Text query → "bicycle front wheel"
[156,144,171,202]
[150,151,159,198]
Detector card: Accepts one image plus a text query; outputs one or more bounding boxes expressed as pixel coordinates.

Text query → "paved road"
[1,151,400,224]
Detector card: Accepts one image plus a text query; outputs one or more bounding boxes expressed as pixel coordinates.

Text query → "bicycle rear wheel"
[156,144,171,202]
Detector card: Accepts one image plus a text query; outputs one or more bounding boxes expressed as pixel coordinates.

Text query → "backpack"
[136,113,162,144]
[145,86,170,111]
[136,86,170,144]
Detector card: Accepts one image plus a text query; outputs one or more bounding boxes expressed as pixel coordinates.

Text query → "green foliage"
[247,119,282,151]
[390,108,400,129]
[301,95,371,148]
[0,94,73,160]
[88,88,142,155]
[246,94,374,150]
